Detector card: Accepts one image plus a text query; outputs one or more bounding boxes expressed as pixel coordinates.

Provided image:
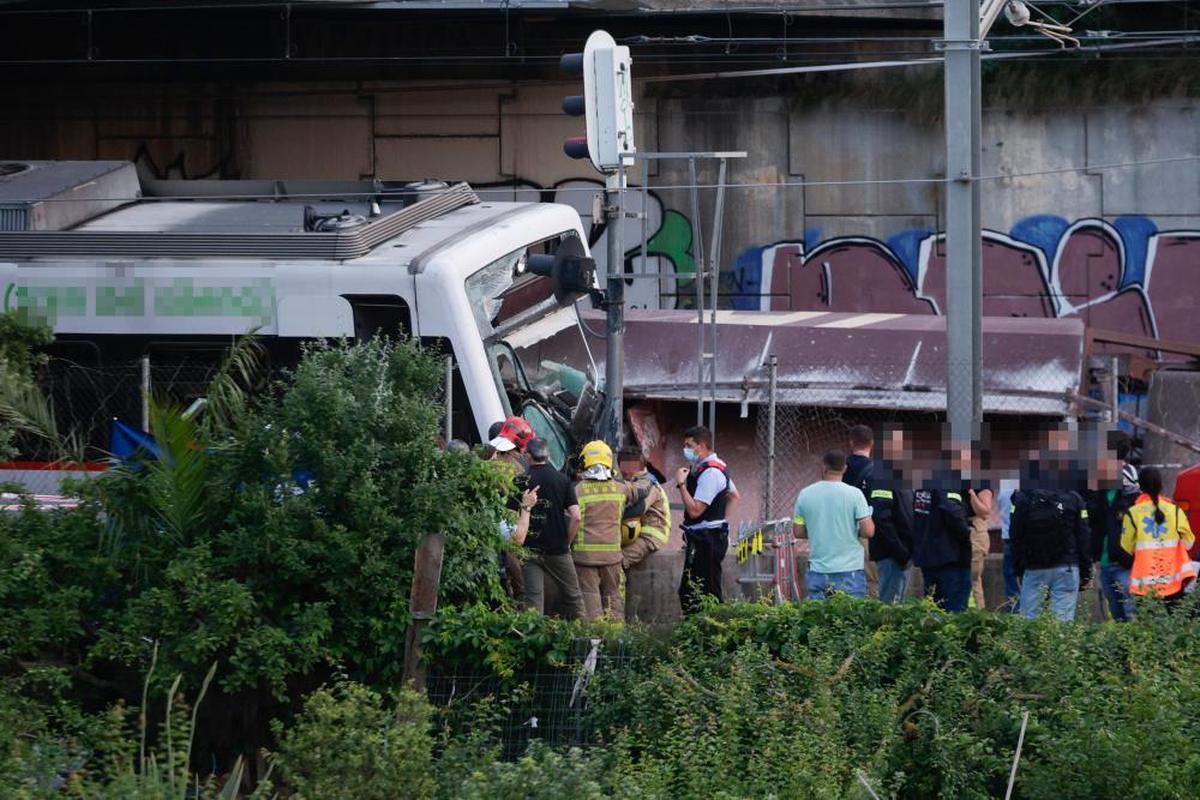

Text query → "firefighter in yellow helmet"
[617,447,672,573]
[573,440,649,622]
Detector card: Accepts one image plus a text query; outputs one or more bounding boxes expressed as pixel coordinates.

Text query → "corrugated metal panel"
[522,310,1085,417]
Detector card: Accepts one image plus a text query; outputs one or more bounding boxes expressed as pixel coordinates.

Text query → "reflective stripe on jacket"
[622,473,671,548]
[1121,495,1197,596]
[574,478,645,566]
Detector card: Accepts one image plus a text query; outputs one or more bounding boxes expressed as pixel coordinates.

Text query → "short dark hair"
[683,425,713,449]
[849,424,874,449]
[617,446,644,464]
[488,420,504,440]
[527,437,551,462]
[1109,430,1132,461]
[823,449,848,473]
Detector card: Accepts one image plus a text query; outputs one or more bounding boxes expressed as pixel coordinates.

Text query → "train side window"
[345,295,412,341]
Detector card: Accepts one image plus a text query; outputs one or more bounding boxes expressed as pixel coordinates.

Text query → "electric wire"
[11,152,1200,206]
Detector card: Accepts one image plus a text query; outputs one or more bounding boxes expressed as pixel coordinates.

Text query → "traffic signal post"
[560,30,745,449]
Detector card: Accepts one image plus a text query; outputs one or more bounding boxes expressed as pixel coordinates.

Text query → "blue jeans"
[807,569,867,599]
[1020,565,1080,621]
[921,566,971,612]
[1099,564,1135,621]
[876,558,909,604]
[1002,540,1020,612]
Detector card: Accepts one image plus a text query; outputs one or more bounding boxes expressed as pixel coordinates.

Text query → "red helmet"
[490,415,535,452]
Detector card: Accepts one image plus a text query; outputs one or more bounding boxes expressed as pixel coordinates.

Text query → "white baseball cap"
[489,436,517,452]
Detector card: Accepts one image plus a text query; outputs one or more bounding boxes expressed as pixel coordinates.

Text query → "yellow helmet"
[581,439,613,470]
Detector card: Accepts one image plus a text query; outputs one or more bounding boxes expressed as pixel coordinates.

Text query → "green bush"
[1,336,516,782]
[423,598,1200,799]
[271,681,435,800]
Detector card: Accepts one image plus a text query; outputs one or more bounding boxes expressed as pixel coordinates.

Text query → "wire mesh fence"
[750,354,1090,522]
[426,638,644,759]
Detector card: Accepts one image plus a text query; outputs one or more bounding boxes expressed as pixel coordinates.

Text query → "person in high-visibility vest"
[573,440,648,622]
[617,447,671,571]
[1121,467,1196,606]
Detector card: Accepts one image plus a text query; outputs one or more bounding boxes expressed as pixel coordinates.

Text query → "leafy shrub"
[451,741,609,800]
[422,597,1200,800]
[271,681,435,800]
[1,336,516,780]
[421,604,629,680]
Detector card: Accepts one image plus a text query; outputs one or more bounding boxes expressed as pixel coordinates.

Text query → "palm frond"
[146,398,211,544]
[201,331,266,438]
[0,378,84,463]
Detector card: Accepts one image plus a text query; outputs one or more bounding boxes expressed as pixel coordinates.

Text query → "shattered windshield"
[464,239,595,468]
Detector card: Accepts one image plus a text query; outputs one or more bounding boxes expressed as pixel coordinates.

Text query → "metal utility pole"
[605,169,625,447]
[942,0,984,443]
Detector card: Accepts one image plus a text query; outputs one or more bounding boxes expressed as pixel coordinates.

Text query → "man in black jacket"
[844,425,878,598]
[1086,434,1139,621]
[1011,458,1091,622]
[869,427,915,603]
[912,459,974,612]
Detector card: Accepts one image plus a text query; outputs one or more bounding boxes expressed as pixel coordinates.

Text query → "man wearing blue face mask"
[674,425,740,614]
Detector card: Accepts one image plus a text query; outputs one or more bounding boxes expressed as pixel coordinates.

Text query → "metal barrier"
[735,518,802,604]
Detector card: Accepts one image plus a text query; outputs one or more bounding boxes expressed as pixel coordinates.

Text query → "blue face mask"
[683,447,697,463]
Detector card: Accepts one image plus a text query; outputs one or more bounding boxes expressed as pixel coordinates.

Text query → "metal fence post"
[689,157,705,426]
[765,353,778,521]
[1109,355,1120,423]
[140,355,151,432]
[443,354,454,444]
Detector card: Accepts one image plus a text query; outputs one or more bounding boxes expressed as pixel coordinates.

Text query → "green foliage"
[0,311,64,462]
[270,681,435,800]
[1,335,515,789]
[62,336,513,698]
[0,652,254,799]
[422,604,626,680]
[451,742,609,800]
[589,597,1200,799]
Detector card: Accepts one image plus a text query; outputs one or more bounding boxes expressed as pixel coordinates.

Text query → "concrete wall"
[4,74,1199,344]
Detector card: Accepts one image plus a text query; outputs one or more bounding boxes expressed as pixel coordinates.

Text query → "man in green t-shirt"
[793,449,875,599]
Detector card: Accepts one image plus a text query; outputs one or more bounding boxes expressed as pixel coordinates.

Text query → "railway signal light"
[559,30,636,174]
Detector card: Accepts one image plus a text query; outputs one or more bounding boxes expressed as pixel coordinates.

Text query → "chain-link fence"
[750,352,1087,522]
[427,638,643,759]
[1,357,228,495]
[7,349,460,495]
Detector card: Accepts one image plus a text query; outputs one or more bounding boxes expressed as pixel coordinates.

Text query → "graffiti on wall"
[732,215,1199,343]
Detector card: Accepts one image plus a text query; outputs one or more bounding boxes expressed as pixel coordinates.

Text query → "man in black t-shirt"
[844,425,877,598]
[522,438,584,620]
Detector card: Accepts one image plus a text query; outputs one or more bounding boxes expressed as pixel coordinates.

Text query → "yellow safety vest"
[1122,495,1197,596]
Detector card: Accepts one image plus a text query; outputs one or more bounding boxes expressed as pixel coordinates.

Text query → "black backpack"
[1021,490,1069,567]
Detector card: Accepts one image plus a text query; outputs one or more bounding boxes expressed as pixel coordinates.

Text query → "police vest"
[574,479,628,566]
[684,458,731,529]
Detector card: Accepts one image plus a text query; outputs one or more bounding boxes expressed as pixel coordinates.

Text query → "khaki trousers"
[969,520,990,610]
[576,562,625,622]
[522,552,584,621]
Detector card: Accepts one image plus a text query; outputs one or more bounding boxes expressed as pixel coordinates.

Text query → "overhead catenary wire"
[12,151,1200,206]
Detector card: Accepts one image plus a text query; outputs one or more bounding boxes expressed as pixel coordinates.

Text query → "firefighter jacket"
[1121,494,1197,596]
[573,477,649,567]
[621,471,672,549]
[911,487,972,570]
